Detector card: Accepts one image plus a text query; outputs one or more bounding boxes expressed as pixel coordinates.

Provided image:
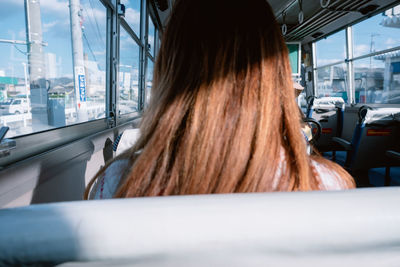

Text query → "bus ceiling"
[274,0,400,44]
[153,0,400,44]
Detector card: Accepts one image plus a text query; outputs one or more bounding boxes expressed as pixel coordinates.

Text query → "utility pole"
[22,62,30,106]
[366,33,380,103]
[369,33,379,70]
[24,0,48,129]
[69,0,88,122]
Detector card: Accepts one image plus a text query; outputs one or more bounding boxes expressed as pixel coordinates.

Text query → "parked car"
[0,98,30,115]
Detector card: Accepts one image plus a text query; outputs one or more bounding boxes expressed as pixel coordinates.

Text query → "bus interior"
[0,0,400,265]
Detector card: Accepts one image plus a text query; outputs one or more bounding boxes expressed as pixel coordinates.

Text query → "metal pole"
[69,0,88,122]
[0,39,28,45]
[346,26,354,104]
[24,0,48,129]
[312,42,318,97]
[22,62,30,106]
[139,0,147,111]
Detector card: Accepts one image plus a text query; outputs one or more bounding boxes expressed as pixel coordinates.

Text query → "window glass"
[148,15,155,57]
[121,0,141,36]
[156,32,161,56]
[119,26,139,115]
[0,0,106,138]
[79,0,107,120]
[354,55,400,104]
[353,5,400,58]
[0,0,31,137]
[315,30,346,67]
[316,63,349,103]
[145,58,154,105]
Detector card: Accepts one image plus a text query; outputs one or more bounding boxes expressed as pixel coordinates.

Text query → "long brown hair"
[85,0,354,199]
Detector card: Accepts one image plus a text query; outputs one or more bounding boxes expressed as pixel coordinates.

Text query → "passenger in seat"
[85,0,355,199]
[294,82,313,143]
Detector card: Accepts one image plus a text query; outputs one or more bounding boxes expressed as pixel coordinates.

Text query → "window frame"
[312,3,400,105]
[0,0,160,166]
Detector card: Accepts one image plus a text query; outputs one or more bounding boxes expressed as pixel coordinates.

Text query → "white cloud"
[148,35,154,47]
[93,50,106,56]
[354,63,370,68]
[385,38,397,45]
[384,37,400,49]
[120,36,136,49]
[40,0,69,15]
[43,21,58,33]
[7,0,70,18]
[354,44,369,57]
[18,29,26,39]
[82,3,106,26]
[125,8,140,26]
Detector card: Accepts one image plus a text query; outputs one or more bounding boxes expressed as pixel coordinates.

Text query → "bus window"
[147,14,156,57]
[119,26,140,114]
[145,58,154,105]
[315,30,347,67]
[352,4,400,104]
[315,63,349,102]
[0,0,107,138]
[314,30,349,103]
[120,0,141,36]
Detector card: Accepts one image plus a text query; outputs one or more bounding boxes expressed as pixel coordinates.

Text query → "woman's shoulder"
[311,158,354,190]
[89,159,130,199]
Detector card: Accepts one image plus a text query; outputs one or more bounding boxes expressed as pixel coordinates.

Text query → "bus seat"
[312,101,345,154]
[384,150,400,186]
[333,107,400,185]
[340,106,362,142]
[329,106,361,164]
[1,189,400,266]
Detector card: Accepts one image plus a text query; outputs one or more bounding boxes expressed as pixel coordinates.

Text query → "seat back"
[1,190,400,266]
[341,105,361,142]
[348,108,400,171]
[312,102,345,151]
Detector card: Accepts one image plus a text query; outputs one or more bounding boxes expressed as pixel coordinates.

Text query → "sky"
[0,0,141,79]
[316,8,400,68]
[3,1,397,80]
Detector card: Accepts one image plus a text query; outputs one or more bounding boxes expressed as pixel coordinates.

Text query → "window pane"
[79,0,107,121]
[0,0,31,137]
[354,53,400,104]
[315,30,346,67]
[316,63,349,103]
[0,0,106,138]
[156,32,161,56]
[121,0,141,36]
[148,15,155,57]
[353,5,400,58]
[145,58,154,105]
[119,26,139,115]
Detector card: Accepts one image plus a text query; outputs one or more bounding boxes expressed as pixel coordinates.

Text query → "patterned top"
[89,158,348,199]
[89,159,130,200]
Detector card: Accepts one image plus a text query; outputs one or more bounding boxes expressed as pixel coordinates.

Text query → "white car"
[0,98,30,115]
